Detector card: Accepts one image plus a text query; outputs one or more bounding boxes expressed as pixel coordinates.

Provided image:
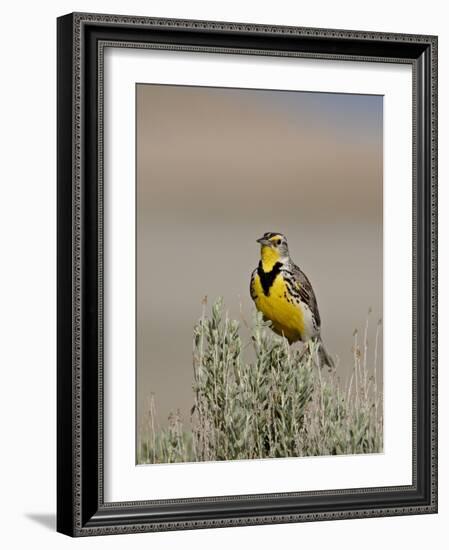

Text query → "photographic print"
[136,83,384,464]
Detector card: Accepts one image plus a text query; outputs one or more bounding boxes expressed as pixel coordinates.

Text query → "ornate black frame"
[57,12,438,537]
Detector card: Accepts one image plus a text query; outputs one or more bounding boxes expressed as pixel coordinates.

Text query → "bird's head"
[257,232,290,270]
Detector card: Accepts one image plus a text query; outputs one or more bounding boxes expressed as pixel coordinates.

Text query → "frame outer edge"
[73,11,84,537]
[57,12,438,536]
[430,35,438,513]
[70,11,436,44]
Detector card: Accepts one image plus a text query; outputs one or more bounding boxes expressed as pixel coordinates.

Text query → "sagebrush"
[138,298,382,463]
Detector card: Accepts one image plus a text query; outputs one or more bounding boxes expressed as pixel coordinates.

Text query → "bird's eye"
[275,239,281,246]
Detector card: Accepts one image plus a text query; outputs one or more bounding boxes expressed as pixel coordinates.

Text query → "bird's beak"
[257,237,272,246]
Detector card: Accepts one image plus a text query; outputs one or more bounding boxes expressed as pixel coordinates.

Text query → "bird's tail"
[317,339,335,371]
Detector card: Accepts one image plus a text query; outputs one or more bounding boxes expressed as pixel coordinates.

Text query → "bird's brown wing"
[249,268,258,301]
[288,263,321,329]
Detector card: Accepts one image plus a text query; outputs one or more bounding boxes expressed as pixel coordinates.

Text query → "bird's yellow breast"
[252,273,305,343]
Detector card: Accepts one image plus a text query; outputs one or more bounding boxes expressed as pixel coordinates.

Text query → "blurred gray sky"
[136,84,383,433]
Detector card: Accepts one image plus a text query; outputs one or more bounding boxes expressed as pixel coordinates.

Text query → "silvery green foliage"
[139,299,382,463]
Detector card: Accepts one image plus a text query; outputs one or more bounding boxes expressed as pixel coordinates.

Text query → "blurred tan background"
[136,84,383,432]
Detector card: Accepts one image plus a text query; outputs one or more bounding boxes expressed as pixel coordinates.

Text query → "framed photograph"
[57,12,438,536]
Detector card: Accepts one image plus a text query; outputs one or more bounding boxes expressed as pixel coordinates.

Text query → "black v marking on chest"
[257,261,283,296]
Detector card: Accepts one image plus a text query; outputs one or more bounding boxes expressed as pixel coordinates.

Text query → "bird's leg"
[300,339,320,367]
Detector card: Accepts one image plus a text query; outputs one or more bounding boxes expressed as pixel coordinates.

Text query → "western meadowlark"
[250,232,334,369]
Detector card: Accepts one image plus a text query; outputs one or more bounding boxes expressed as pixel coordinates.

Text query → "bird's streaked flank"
[250,232,334,369]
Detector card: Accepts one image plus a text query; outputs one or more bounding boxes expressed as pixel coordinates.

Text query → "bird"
[250,232,334,369]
